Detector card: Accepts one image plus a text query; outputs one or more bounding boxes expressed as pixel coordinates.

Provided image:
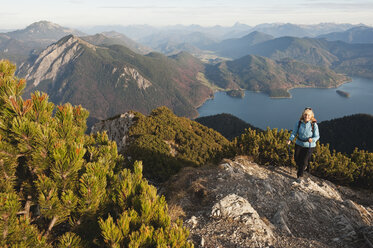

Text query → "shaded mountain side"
[318,26,373,44]
[318,114,373,154]
[242,36,339,66]
[208,31,274,58]
[195,113,261,140]
[325,41,373,79]
[161,156,373,248]
[19,35,213,122]
[205,54,349,97]
[0,34,42,65]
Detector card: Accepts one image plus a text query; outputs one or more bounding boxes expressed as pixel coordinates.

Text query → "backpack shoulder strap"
[311,121,316,136]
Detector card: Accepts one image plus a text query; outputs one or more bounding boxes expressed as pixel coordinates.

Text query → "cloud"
[99,6,178,9]
[0,12,17,16]
[68,0,85,3]
[300,1,373,10]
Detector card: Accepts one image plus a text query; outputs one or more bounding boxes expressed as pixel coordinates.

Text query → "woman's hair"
[299,108,317,122]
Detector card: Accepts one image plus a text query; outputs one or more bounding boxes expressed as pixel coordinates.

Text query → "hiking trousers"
[294,144,315,178]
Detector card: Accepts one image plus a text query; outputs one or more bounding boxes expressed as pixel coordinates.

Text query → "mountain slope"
[81,31,152,54]
[20,35,213,122]
[215,35,373,79]
[210,31,274,58]
[318,26,373,44]
[205,54,349,97]
[195,113,260,140]
[139,31,216,53]
[319,114,373,153]
[242,37,339,66]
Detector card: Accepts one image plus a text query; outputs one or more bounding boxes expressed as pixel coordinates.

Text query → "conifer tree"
[0,60,193,247]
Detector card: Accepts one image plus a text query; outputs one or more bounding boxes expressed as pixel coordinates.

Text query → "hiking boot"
[296,177,304,184]
[292,177,303,186]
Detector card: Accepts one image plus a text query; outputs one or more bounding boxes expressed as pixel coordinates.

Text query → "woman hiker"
[287,107,320,181]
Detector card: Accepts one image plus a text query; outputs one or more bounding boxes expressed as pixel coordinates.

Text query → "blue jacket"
[289,121,320,148]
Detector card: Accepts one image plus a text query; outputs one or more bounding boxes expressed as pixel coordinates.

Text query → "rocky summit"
[162,156,373,248]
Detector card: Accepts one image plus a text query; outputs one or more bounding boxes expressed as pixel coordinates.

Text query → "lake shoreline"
[196,78,353,110]
[196,77,373,130]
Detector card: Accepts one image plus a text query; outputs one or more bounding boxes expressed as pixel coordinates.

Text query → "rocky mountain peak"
[25,20,62,31]
[24,34,95,87]
[8,20,85,41]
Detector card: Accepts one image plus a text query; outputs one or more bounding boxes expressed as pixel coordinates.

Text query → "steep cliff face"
[162,156,373,248]
[24,35,89,87]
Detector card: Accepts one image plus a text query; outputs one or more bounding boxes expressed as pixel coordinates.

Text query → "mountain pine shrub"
[0,60,193,247]
[125,106,232,182]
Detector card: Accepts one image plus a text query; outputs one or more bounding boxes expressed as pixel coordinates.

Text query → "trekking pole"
[287,144,292,167]
[306,141,312,172]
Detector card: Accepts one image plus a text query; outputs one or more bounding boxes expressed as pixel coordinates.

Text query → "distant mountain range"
[1,20,373,126]
[78,22,362,56]
[81,31,152,55]
[318,26,373,44]
[250,23,357,38]
[0,21,85,65]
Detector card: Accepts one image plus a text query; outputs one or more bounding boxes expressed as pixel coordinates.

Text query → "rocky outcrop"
[162,156,373,248]
[90,112,136,152]
[121,66,152,89]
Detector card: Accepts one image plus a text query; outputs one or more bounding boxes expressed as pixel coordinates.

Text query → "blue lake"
[197,77,373,130]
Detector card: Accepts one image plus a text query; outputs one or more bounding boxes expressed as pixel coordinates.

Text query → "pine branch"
[45,215,58,236]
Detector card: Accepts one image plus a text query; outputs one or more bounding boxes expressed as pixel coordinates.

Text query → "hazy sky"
[1,0,373,29]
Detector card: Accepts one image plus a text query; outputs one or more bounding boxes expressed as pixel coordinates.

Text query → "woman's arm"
[288,122,299,144]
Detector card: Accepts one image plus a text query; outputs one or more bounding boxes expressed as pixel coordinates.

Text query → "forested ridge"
[318,113,373,153]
